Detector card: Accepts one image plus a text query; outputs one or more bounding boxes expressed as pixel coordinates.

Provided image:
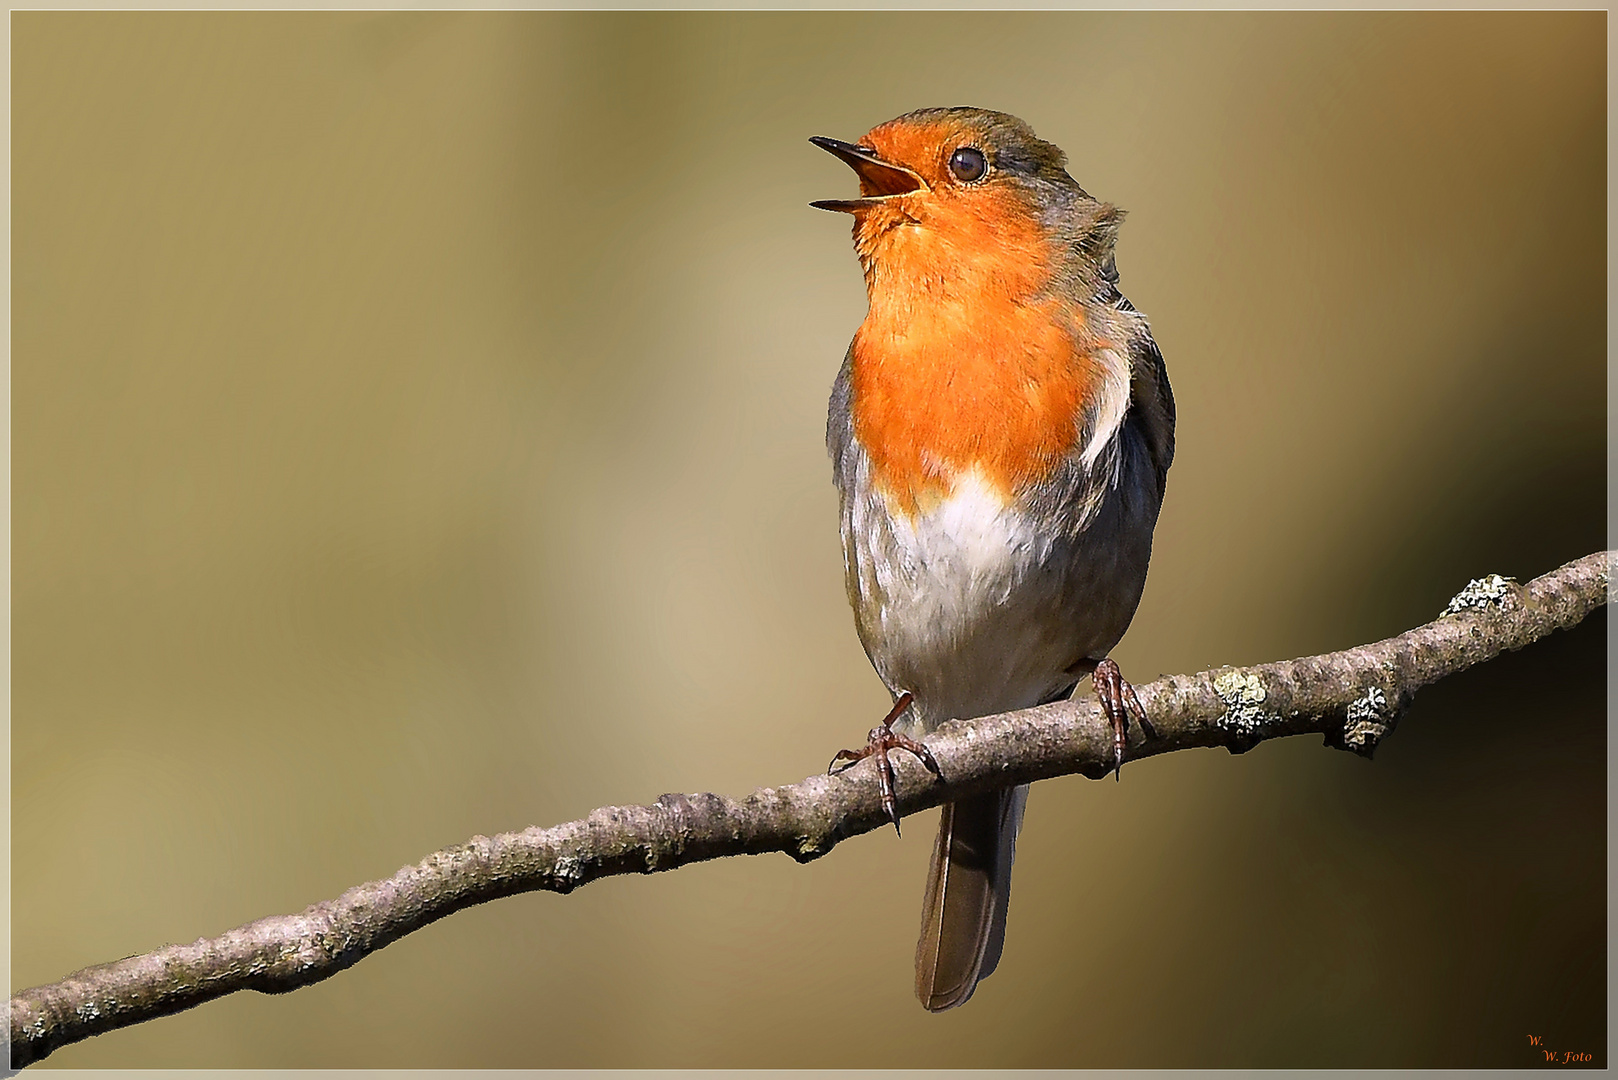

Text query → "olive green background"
[12,11,1606,1069]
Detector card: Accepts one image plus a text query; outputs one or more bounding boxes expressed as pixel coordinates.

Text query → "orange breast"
[850,203,1096,515]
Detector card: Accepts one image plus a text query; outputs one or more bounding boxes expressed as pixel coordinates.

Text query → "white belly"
[839,441,1159,734]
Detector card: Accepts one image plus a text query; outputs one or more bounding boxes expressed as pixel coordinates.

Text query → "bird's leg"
[827,691,943,835]
[1092,657,1156,780]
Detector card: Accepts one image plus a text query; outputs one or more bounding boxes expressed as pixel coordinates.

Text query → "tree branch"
[10,551,1610,1068]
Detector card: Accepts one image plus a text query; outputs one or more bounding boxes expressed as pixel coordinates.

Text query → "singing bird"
[813,107,1175,1011]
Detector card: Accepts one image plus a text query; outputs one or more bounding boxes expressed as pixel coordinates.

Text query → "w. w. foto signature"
[1528,1034,1593,1065]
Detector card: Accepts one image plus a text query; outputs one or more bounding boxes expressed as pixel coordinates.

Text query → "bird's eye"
[948,146,988,182]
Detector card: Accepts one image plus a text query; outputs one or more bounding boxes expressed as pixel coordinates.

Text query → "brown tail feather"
[914,784,1027,1011]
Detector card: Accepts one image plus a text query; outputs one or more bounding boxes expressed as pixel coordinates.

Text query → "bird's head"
[812,107,1116,300]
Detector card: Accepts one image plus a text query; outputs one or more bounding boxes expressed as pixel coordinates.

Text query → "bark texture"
[10,551,1610,1068]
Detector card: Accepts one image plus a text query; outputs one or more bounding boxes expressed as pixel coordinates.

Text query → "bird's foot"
[827,691,942,835]
[1093,658,1156,780]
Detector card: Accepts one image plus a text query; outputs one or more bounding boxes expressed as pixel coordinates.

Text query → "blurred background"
[12,11,1606,1069]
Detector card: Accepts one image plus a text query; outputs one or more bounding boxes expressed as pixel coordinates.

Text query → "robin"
[812,107,1175,1011]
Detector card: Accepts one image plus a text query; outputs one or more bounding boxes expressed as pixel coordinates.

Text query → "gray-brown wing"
[1115,292,1175,494]
[826,345,858,491]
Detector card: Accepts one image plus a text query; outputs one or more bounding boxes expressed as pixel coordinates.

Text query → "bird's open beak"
[809,136,928,213]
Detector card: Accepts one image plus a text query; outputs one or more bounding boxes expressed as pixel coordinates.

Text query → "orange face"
[815,115,1101,515]
[828,116,1059,302]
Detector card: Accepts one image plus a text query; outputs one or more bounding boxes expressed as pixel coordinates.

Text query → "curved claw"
[874,746,899,833]
[827,748,862,775]
[1093,657,1153,780]
[824,691,940,834]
